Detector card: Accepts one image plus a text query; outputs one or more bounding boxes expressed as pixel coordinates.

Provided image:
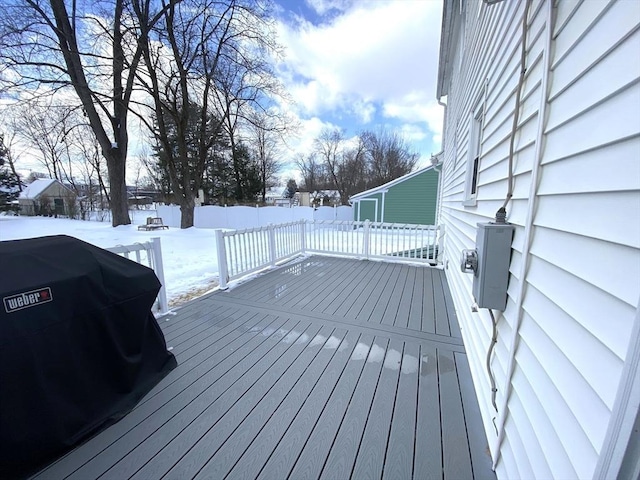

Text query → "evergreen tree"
[0,135,21,213]
[151,103,230,207]
[230,143,262,204]
[284,179,297,199]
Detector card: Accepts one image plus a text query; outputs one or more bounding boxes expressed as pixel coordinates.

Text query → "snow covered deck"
[33,256,495,480]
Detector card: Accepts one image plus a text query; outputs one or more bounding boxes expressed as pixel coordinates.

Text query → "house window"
[463,106,483,206]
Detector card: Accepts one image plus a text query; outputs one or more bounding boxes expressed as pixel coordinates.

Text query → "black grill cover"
[0,235,177,478]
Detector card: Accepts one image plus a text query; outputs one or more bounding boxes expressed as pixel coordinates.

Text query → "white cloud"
[423,100,444,148]
[399,123,428,143]
[276,0,442,122]
[304,0,353,16]
[382,91,433,123]
[383,95,444,148]
[288,116,335,153]
[352,100,376,124]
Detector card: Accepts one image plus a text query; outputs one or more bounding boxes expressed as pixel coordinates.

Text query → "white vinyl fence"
[158,204,353,229]
[216,220,442,289]
[105,237,168,314]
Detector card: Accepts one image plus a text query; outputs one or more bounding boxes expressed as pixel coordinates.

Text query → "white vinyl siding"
[438,0,640,479]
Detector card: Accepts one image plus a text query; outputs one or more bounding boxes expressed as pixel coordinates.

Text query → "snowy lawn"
[0,213,220,307]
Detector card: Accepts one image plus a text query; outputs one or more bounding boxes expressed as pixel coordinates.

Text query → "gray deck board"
[314,258,373,314]
[351,337,405,479]
[211,293,464,351]
[344,261,394,320]
[277,258,346,309]
[407,266,425,332]
[383,341,420,480]
[440,349,474,479]
[394,265,416,329]
[66,316,299,480]
[456,351,496,480]
[414,345,444,480]
[358,262,402,324]
[377,264,408,326]
[132,322,326,480]
[421,267,437,333]
[323,259,379,316]
[32,256,495,480]
[304,260,366,313]
[257,331,364,480]
[434,270,452,336]
[331,259,387,318]
[287,331,370,479]
[387,264,415,327]
[319,336,387,480]
[223,329,360,480]
[443,274,463,338]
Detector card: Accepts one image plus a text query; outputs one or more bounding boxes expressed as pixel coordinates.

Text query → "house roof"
[310,190,339,198]
[265,187,285,198]
[19,178,72,200]
[350,164,438,202]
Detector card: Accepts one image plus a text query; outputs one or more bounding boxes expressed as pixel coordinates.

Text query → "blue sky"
[271,0,445,180]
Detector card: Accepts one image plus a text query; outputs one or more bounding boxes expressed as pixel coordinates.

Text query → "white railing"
[216,222,305,288]
[106,237,168,314]
[216,220,442,289]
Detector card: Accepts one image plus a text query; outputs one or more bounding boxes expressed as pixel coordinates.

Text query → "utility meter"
[461,222,515,311]
[460,249,478,273]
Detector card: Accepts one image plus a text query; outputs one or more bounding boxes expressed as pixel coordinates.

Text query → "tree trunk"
[106,149,131,226]
[178,195,195,229]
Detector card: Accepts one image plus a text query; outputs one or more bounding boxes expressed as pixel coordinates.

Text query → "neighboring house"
[126,186,164,203]
[264,187,285,205]
[18,178,77,216]
[309,190,340,207]
[297,191,311,207]
[436,1,640,480]
[350,164,440,224]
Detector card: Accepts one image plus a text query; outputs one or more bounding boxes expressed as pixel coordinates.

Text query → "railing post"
[215,229,229,290]
[363,219,370,259]
[151,237,169,314]
[268,223,276,266]
[300,220,307,254]
[437,223,445,263]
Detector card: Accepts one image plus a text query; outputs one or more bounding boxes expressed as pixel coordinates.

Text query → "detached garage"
[350,164,440,225]
[18,178,77,216]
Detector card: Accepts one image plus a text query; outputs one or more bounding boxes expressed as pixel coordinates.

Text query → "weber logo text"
[4,287,53,313]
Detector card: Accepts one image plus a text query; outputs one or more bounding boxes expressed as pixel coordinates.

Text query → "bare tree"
[0,0,177,226]
[12,101,85,183]
[302,127,419,202]
[138,0,284,225]
[68,124,111,209]
[138,146,170,203]
[297,152,328,192]
[11,101,111,211]
[360,128,419,186]
[248,111,281,203]
[313,128,366,204]
[314,128,344,199]
[212,7,285,204]
[138,0,233,227]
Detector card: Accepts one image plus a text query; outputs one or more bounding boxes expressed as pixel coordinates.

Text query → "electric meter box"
[472,222,515,311]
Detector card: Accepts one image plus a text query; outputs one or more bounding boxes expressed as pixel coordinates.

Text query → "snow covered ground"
[0,212,220,307]
[1,211,439,309]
